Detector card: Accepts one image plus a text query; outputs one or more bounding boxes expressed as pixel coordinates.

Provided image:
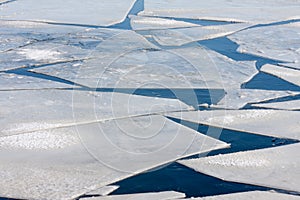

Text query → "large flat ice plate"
[166,110,300,140]
[253,99,300,111]
[0,115,229,200]
[0,0,136,26]
[178,143,300,193]
[0,89,192,136]
[141,0,300,24]
[229,23,300,63]
[32,45,257,89]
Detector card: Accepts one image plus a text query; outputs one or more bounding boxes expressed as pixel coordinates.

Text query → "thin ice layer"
[229,23,300,63]
[0,72,74,90]
[182,191,300,200]
[0,0,136,26]
[32,45,257,89]
[178,143,300,193]
[130,15,199,30]
[253,99,300,111]
[82,191,185,200]
[0,115,229,200]
[211,89,299,109]
[0,89,192,136]
[261,64,300,87]
[148,23,251,46]
[166,110,300,140]
[84,185,119,196]
[141,0,300,24]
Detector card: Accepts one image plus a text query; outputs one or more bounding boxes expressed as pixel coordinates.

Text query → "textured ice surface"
[82,191,185,200]
[148,23,251,46]
[32,45,257,89]
[0,90,192,136]
[211,89,299,109]
[261,64,300,87]
[0,115,229,200]
[85,185,119,196]
[141,0,300,23]
[0,0,136,26]
[229,23,300,63]
[182,191,300,200]
[253,99,300,111]
[0,72,74,90]
[166,110,300,140]
[130,15,199,30]
[178,143,300,193]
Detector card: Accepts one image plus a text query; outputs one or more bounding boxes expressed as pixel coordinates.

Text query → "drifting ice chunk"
[148,23,251,46]
[0,90,191,136]
[0,72,73,90]
[182,191,300,200]
[178,143,300,193]
[130,15,199,30]
[141,0,300,24]
[0,0,136,26]
[166,110,300,140]
[229,23,300,63]
[211,89,299,109]
[32,45,257,89]
[261,64,300,87]
[84,185,119,196]
[0,115,229,200]
[253,99,300,111]
[82,191,185,200]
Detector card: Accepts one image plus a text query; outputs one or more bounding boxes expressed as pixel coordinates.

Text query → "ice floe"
[166,110,300,140]
[211,89,299,109]
[0,0,136,26]
[0,115,228,200]
[0,72,74,90]
[0,89,192,136]
[130,15,199,30]
[178,143,300,193]
[229,22,300,63]
[141,0,300,24]
[261,64,300,87]
[146,23,251,46]
[253,99,300,111]
[32,45,257,89]
[81,191,185,200]
[182,191,300,200]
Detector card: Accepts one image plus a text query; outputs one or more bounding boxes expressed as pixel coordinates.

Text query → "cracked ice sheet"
[0,72,74,90]
[140,0,300,24]
[145,23,251,46]
[181,191,300,200]
[252,99,300,111]
[0,89,192,136]
[130,15,200,31]
[0,41,92,71]
[31,45,257,89]
[229,22,300,63]
[261,64,300,87]
[211,89,299,110]
[84,185,119,196]
[81,191,185,200]
[0,115,229,200]
[166,110,300,141]
[178,143,300,193]
[0,0,136,26]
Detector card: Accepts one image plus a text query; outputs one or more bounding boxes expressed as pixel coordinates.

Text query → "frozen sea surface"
[0,0,299,199]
